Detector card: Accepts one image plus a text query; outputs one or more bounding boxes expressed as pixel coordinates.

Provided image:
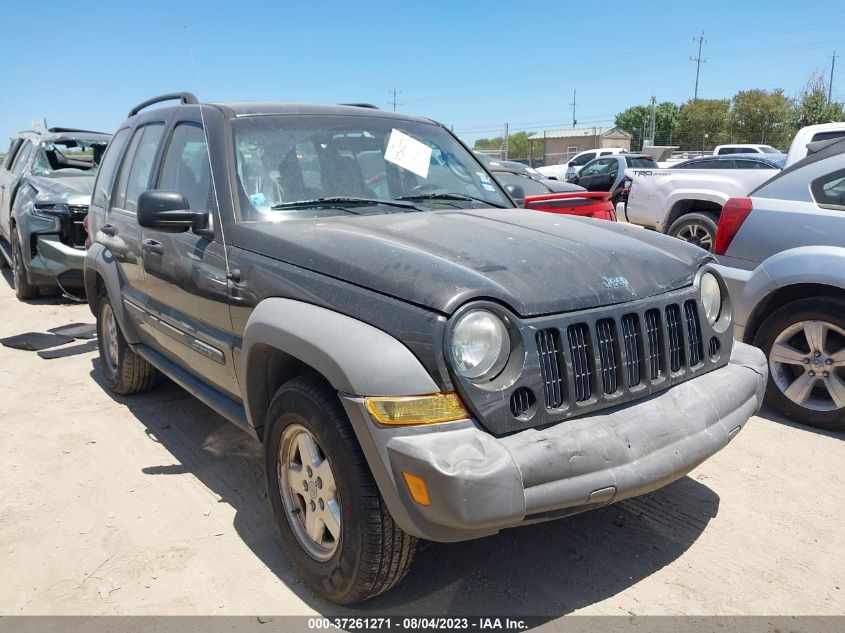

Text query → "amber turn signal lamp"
[402,472,431,506]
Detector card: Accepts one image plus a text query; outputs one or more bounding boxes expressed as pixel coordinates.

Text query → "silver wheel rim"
[676,224,713,251]
[101,303,119,375]
[770,319,845,412]
[278,424,341,561]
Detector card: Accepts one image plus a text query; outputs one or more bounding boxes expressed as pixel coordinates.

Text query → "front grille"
[685,300,703,366]
[567,323,592,402]
[644,309,663,381]
[61,205,89,248]
[596,319,619,394]
[536,329,565,408]
[536,298,706,413]
[510,388,534,419]
[621,314,641,387]
[665,304,684,372]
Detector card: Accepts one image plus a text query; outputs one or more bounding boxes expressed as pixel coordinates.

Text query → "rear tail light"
[715,197,753,255]
[621,176,632,196]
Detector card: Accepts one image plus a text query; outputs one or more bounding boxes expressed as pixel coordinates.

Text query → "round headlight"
[700,272,722,324]
[450,310,510,380]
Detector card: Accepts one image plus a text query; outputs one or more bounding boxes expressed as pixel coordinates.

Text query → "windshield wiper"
[271,196,420,212]
[395,192,508,209]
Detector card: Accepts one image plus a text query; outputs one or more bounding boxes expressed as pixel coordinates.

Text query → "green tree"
[615,105,650,149]
[615,102,681,149]
[675,98,730,151]
[473,131,534,160]
[796,71,845,128]
[729,88,795,147]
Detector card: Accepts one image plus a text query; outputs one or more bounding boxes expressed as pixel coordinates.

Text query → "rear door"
[140,119,238,398]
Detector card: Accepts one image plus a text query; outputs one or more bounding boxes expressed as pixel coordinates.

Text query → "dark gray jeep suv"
[84,93,767,604]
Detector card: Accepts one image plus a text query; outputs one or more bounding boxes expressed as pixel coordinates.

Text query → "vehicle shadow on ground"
[89,360,719,620]
[0,267,85,305]
[757,405,843,439]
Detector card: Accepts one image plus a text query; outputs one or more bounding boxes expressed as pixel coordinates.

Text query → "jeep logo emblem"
[602,276,631,289]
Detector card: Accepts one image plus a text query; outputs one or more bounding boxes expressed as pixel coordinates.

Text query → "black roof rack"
[47,127,110,135]
[340,103,379,109]
[129,92,199,117]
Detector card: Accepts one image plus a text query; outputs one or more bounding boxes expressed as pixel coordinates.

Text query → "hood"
[28,175,95,206]
[237,209,710,317]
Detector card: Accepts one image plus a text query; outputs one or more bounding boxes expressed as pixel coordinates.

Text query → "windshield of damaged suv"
[31,139,107,177]
[232,115,511,221]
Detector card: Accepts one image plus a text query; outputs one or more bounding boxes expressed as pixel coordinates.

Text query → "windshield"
[31,139,107,177]
[232,115,510,221]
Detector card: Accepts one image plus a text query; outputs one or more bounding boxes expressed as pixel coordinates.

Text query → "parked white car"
[537,147,627,181]
[713,144,781,156]
[622,154,783,251]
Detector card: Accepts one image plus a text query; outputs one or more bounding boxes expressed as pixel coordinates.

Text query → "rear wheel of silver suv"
[96,288,157,395]
[264,374,417,604]
[754,297,845,431]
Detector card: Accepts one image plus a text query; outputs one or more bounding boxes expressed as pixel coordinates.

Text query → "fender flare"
[242,297,439,426]
[736,246,845,336]
[83,242,143,344]
[660,190,728,231]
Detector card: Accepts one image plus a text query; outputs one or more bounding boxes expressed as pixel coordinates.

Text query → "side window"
[10,141,33,176]
[2,139,22,170]
[736,159,774,170]
[92,128,130,207]
[113,123,164,213]
[572,152,596,166]
[158,123,214,213]
[811,168,845,209]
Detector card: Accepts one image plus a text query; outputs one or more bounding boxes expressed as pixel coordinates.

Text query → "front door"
[140,121,238,399]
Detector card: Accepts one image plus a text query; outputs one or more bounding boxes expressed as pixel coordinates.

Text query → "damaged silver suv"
[0,128,111,299]
[85,93,767,604]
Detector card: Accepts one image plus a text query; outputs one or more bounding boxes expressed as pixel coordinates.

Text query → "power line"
[690,33,707,100]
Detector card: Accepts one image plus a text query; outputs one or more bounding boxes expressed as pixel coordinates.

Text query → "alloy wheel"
[101,303,120,375]
[278,423,341,561]
[770,320,845,412]
[676,224,713,251]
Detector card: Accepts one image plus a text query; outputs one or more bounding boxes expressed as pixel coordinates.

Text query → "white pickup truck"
[621,156,780,251]
[622,122,845,251]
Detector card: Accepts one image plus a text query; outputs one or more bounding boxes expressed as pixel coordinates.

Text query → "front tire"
[96,289,157,395]
[264,374,417,604]
[754,297,845,431]
[11,228,39,300]
[667,211,719,252]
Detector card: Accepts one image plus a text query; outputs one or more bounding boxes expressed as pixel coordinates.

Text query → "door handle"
[142,239,163,255]
[101,224,116,237]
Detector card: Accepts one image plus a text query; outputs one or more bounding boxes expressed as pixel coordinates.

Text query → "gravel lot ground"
[1,269,843,620]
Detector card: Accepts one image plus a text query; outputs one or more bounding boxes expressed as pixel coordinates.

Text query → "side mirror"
[568,160,575,166]
[504,183,526,207]
[138,190,195,233]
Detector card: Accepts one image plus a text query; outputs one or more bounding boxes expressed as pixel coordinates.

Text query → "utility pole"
[389,86,402,112]
[646,95,657,147]
[830,51,838,103]
[570,88,577,127]
[502,122,509,160]
[690,33,706,100]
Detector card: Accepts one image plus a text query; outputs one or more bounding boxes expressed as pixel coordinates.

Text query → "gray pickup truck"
[84,93,767,604]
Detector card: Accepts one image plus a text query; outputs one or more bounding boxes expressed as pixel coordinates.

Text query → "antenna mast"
[184,25,232,278]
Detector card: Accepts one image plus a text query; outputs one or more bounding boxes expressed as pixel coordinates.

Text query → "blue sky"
[1,0,843,147]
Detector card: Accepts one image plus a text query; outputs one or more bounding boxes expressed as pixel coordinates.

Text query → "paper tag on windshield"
[384,129,431,178]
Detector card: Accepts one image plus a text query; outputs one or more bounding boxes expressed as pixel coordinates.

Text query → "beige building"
[529,126,632,166]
